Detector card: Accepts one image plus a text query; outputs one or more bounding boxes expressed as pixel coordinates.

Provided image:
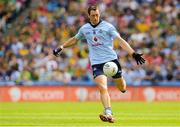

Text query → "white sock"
[105,107,113,115]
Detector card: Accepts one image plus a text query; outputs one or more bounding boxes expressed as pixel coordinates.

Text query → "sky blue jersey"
[75,20,120,65]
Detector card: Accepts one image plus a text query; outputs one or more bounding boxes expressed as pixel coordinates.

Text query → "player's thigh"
[92,63,108,90]
[95,75,108,90]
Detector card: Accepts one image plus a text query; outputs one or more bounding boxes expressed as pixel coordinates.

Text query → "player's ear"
[87,11,91,18]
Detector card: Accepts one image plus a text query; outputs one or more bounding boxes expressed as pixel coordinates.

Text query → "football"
[103,62,118,77]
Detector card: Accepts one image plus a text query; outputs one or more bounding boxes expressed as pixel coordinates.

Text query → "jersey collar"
[89,20,102,28]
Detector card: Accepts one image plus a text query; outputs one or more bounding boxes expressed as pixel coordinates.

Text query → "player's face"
[89,9,100,25]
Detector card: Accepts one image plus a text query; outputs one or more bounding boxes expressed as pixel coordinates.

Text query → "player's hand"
[53,46,63,57]
[132,52,145,65]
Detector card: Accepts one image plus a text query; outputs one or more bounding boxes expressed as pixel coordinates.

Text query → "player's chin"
[93,20,98,24]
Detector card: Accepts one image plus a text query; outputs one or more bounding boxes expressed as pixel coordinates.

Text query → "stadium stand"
[0,0,179,86]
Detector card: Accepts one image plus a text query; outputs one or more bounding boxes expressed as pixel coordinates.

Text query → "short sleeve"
[75,27,85,40]
[109,25,120,39]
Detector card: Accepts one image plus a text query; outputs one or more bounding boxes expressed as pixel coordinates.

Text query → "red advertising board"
[0,86,180,102]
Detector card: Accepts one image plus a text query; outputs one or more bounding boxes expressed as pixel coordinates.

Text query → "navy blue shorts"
[91,59,122,79]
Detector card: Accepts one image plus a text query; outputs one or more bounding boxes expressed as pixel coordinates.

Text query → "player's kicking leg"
[94,75,115,123]
[113,76,126,93]
[111,59,126,93]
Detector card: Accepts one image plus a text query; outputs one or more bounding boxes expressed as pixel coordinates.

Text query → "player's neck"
[89,20,102,28]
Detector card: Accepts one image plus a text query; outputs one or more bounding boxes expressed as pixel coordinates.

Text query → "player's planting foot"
[99,114,115,123]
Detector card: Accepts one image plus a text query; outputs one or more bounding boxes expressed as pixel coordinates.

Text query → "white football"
[103,62,118,77]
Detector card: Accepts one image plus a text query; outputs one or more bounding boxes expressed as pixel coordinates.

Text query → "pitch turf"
[0,102,179,127]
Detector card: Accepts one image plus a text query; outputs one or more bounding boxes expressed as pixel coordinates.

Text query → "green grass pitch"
[0,102,180,127]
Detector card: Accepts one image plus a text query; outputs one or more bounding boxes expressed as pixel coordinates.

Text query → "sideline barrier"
[0,86,180,102]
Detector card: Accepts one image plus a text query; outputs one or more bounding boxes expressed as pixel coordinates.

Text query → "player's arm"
[109,24,145,65]
[53,26,84,57]
[61,37,78,48]
[115,36,134,55]
[53,37,79,57]
[115,36,145,65]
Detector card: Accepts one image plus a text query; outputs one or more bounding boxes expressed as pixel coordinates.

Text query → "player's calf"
[114,77,127,93]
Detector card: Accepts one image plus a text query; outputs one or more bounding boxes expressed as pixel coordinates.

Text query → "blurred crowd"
[0,0,31,32]
[0,0,179,86]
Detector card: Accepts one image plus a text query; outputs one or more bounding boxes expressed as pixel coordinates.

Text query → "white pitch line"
[0,125,180,127]
[1,112,179,116]
[0,116,179,120]
[1,114,179,117]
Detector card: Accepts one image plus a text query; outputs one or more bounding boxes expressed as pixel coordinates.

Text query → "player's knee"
[98,84,108,93]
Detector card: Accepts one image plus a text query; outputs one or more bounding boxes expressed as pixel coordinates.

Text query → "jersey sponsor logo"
[93,37,98,42]
[91,36,103,46]
[91,42,103,46]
